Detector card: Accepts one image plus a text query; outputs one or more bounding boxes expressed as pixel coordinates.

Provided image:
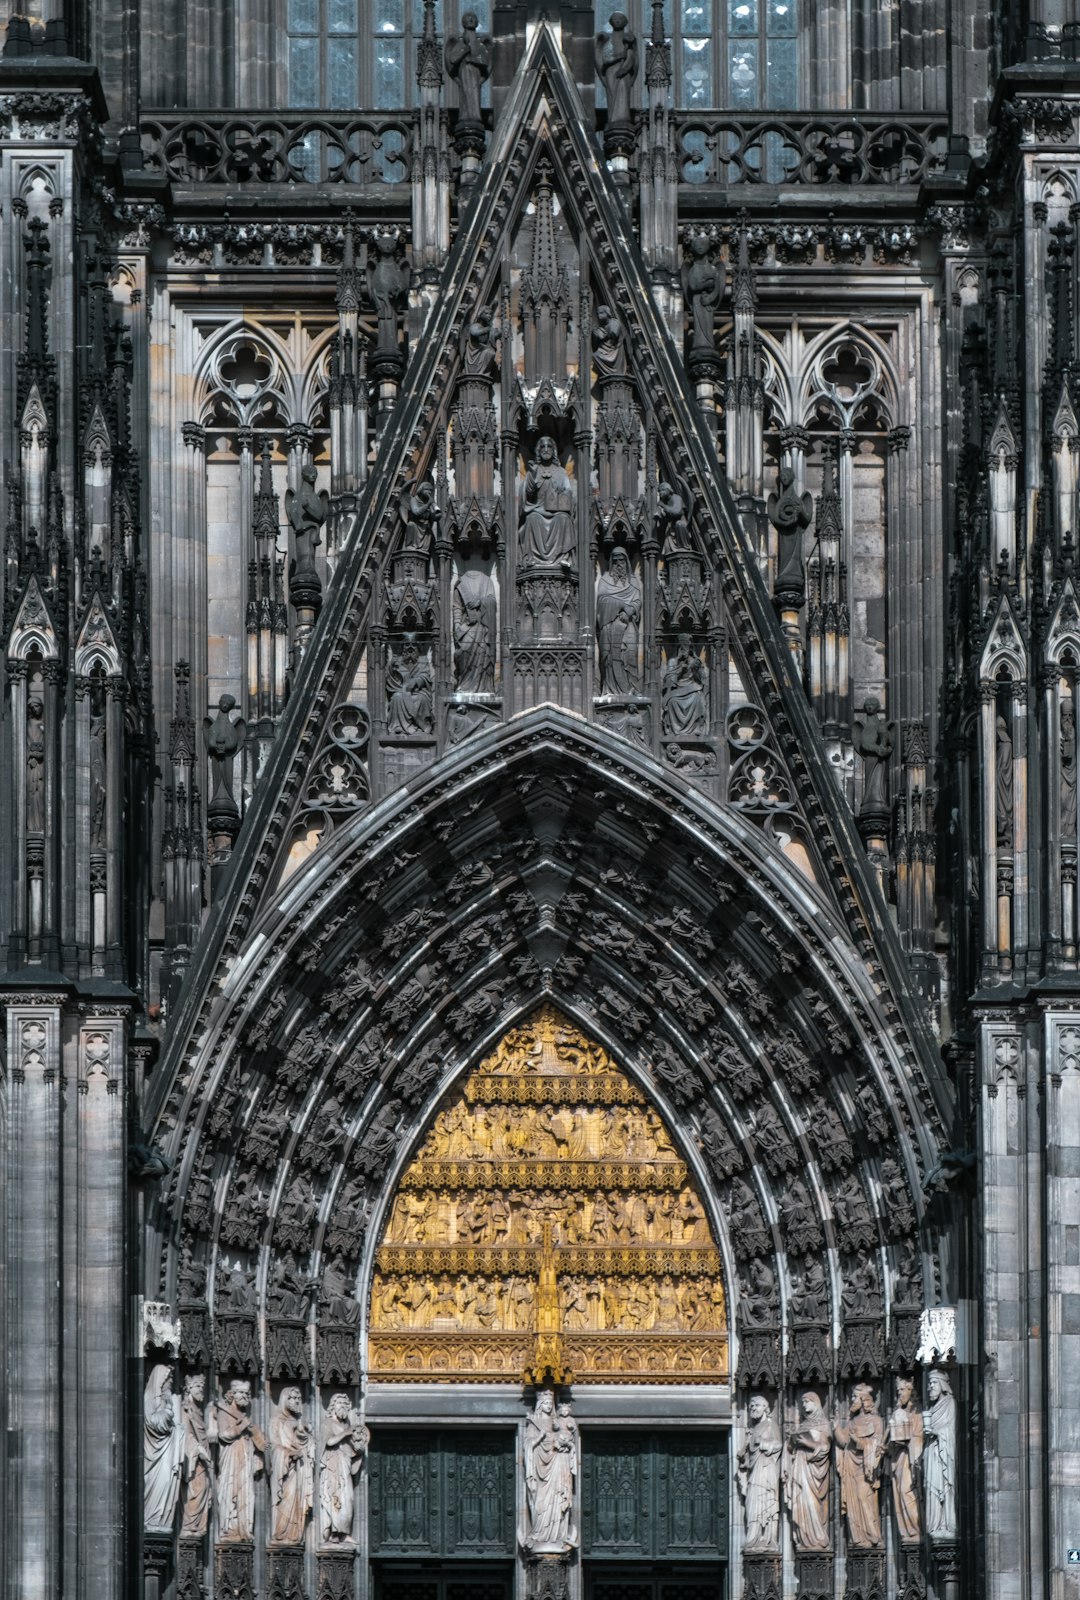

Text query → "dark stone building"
[0,2,1073,1597]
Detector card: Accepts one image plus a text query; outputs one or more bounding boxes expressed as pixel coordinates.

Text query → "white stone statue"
[522,1391,578,1553]
[143,1364,184,1533]
[211,1379,266,1541]
[180,1373,214,1538]
[320,1393,369,1544]
[922,1370,957,1540]
[885,1376,923,1544]
[737,1394,782,1551]
[269,1386,315,1545]
[783,1390,831,1552]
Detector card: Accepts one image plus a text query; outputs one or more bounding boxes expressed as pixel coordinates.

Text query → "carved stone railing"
[140,110,413,186]
[673,111,949,186]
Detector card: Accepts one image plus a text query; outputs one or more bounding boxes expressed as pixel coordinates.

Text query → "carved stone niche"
[215,1543,255,1600]
[743,1554,782,1600]
[215,1314,260,1378]
[317,1551,355,1600]
[525,1554,571,1600]
[594,697,651,749]
[898,1545,927,1600]
[838,1319,884,1380]
[788,1323,831,1385]
[176,1540,206,1600]
[180,1301,212,1369]
[266,1320,311,1381]
[795,1554,833,1600]
[317,1325,360,1387]
[738,1326,781,1390]
[846,1552,887,1600]
[267,1548,306,1600]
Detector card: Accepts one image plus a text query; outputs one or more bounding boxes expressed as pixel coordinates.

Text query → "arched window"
[287,0,492,110]
[597,0,799,111]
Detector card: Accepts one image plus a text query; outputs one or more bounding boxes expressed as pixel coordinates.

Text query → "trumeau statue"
[783,1391,831,1552]
[522,1390,578,1553]
[520,437,576,569]
[211,1379,266,1541]
[885,1376,923,1544]
[922,1370,958,1540]
[144,1364,184,1534]
[596,548,642,694]
[833,1384,884,1548]
[738,1394,782,1551]
[269,1386,314,1545]
[180,1373,214,1538]
[320,1394,369,1544]
[444,10,490,125]
[594,11,638,125]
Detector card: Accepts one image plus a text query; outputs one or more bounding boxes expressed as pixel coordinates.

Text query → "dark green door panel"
[581,1432,729,1561]
[369,1431,516,1558]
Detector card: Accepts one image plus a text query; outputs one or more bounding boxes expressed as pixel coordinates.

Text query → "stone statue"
[386,637,434,736]
[269,1386,314,1545]
[922,1370,957,1540]
[789,1260,828,1323]
[285,464,328,583]
[596,548,642,695]
[766,465,813,597]
[522,1390,578,1553]
[462,305,499,376]
[320,1393,369,1544]
[595,12,638,125]
[143,1364,184,1533]
[453,570,496,693]
[89,709,107,849]
[211,1378,266,1541]
[1063,696,1077,834]
[737,1394,782,1551]
[203,694,246,814]
[399,481,437,564]
[738,1258,776,1328]
[853,698,893,818]
[833,1384,884,1548]
[661,635,708,737]
[445,11,490,125]
[520,437,576,569]
[591,304,627,379]
[180,1373,214,1538]
[368,230,406,359]
[783,1391,831,1552]
[682,232,723,355]
[26,695,45,832]
[885,1376,923,1544]
[995,713,1013,847]
[656,479,693,556]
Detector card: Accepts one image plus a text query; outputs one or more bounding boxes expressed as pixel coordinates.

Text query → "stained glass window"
[598,0,799,110]
[287,0,490,110]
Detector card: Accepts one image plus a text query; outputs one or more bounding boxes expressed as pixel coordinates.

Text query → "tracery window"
[597,0,799,110]
[286,0,492,109]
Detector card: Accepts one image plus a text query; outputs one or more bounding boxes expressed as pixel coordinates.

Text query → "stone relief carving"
[180,1373,214,1538]
[922,1369,957,1540]
[522,1391,578,1554]
[144,1364,184,1534]
[738,1394,782,1552]
[320,1394,369,1545]
[885,1376,923,1543]
[783,1391,831,1552]
[833,1384,884,1548]
[211,1379,266,1541]
[269,1387,315,1545]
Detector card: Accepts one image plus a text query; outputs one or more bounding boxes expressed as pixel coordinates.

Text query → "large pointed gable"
[157,23,941,1104]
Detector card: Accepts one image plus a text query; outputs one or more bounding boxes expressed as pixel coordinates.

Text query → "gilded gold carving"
[368,1006,728,1384]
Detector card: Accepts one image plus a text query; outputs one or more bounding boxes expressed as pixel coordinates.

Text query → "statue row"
[385,1184,708,1247]
[737,1375,957,1555]
[370,1269,724,1333]
[416,1100,676,1163]
[144,1368,368,1547]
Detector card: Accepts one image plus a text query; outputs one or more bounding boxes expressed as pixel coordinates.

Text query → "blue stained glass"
[470,0,491,24]
[681,0,712,33]
[287,0,317,31]
[373,127,408,181]
[728,0,757,35]
[289,36,319,105]
[728,39,758,105]
[681,126,708,183]
[681,36,712,106]
[375,0,404,32]
[328,36,357,105]
[766,34,796,105]
[374,35,405,104]
[329,0,356,30]
[767,0,796,32]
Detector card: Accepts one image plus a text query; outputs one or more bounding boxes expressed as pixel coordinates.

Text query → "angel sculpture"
[203,694,246,817]
[852,697,894,819]
[285,464,328,585]
[656,478,693,557]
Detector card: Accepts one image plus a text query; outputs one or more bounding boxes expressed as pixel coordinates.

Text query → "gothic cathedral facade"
[0,2,1075,1598]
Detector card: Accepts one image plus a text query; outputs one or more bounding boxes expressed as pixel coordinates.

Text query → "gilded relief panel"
[368,1006,728,1383]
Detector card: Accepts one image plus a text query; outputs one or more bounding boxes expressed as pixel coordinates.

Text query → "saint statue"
[737,1394,782,1551]
[661,635,707,737]
[211,1378,265,1541]
[143,1364,184,1534]
[368,230,406,359]
[922,1370,957,1540]
[656,479,693,557]
[591,304,627,380]
[180,1373,214,1538]
[766,464,812,598]
[285,464,328,584]
[853,698,893,818]
[462,305,499,376]
[596,548,642,695]
[1063,695,1078,834]
[522,1391,578,1553]
[398,481,437,567]
[453,570,497,693]
[833,1384,884,1548]
[520,437,576,569]
[682,232,724,355]
[320,1393,369,1544]
[26,695,45,833]
[203,694,246,815]
[89,708,107,849]
[783,1391,831,1552]
[445,11,490,125]
[386,637,434,736]
[269,1386,314,1545]
[595,12,638,125]
[885,1376,923,1544]
[995,713,1013,847]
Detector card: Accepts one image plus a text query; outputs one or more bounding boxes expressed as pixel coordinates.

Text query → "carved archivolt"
[368,1005,728,1384]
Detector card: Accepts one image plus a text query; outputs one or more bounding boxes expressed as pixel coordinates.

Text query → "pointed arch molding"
[149,709,949,1395]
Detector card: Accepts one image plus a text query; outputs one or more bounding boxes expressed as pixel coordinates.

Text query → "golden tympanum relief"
[368,1005,729,1383]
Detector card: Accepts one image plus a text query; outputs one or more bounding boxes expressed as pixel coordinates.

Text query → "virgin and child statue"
[522,1392,579,1554]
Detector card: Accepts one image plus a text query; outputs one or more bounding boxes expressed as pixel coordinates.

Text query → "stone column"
[1043,1009,1080,1600]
